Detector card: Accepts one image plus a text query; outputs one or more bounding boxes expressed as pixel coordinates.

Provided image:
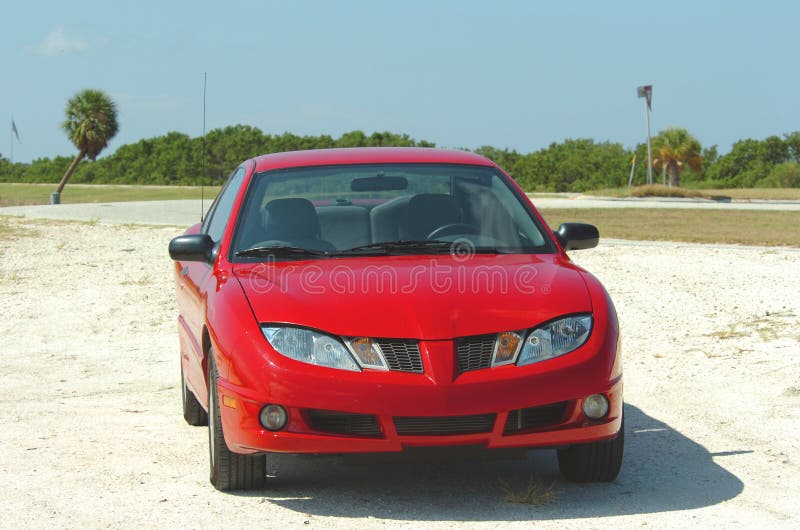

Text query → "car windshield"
[232,163,554,258]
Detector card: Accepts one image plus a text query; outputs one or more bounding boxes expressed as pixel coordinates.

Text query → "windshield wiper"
[237,241,513,260]
[339,240,454,255]
[235,245,330,259]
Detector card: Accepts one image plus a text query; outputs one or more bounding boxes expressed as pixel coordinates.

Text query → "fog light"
[582,394,609,420]
[259,404,287,431]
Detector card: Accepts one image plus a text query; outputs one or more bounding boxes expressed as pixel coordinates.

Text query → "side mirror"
[169,234,214,263]
[555,223,599,251]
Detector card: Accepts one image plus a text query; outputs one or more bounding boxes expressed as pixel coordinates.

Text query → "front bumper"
[215,338,623,454]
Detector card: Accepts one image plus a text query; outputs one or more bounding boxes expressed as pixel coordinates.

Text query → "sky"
[1,0,798,163]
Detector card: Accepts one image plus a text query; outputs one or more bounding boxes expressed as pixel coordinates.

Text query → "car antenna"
[200,72,207,222]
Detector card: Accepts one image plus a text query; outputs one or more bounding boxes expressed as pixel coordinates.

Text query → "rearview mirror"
[555,223,599,251]
[169,234,214,263]
[351,175,408,192]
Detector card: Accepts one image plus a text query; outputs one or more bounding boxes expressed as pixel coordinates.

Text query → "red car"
[169,147,623,491]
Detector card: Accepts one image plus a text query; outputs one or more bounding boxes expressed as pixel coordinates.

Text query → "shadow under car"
[229,403,744,522]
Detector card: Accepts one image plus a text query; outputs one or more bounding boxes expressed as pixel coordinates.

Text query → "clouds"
[32,26,89,56]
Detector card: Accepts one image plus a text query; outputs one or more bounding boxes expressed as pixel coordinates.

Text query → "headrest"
[262,198,320,240]
[402,194,461,240]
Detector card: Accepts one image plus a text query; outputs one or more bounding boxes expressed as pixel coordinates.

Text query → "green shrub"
[629,184,705,198]
[758,162,800,188]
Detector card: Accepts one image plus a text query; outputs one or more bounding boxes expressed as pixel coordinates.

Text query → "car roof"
[252,147,496,173]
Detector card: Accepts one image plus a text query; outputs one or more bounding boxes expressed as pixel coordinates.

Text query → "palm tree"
[55,89,119,194]
[652,128,702,187]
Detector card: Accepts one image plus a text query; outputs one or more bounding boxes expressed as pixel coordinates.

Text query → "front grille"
[504,402,568,434]
[456,334,496,372]
[394,413,496,436]
[376,339,424,373]
[305,409,382,437]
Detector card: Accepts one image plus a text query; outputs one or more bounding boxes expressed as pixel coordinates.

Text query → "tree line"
[1,125,798,191]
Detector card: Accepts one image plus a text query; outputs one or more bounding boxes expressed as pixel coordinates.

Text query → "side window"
[204,167,247,242]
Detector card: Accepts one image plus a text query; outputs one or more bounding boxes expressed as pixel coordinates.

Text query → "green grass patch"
[708,325,749,341]
[0,271,24,284]
[539,208,800,247]
[585,186,800,201]
[0,216,39,240]
[0,183,221,207]
[707,310,795,344]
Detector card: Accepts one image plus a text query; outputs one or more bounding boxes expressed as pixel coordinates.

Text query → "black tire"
[207,352,266,491]
[557,415,624,482]
[181,362,208,426]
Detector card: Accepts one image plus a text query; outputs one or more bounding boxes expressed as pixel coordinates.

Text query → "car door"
[179,166,248,404]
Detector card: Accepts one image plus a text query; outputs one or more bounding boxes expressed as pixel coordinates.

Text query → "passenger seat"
[260,198,335,251]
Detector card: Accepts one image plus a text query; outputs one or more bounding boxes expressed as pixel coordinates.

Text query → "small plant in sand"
[121,274,152,287]
[499,477,558,506]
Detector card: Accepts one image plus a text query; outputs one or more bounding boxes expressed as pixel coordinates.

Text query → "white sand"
[0,218,798,528]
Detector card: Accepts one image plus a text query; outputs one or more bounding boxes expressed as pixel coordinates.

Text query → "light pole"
[637,85,653,185]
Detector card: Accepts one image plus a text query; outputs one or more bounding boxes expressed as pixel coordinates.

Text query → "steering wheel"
[427,223,479,240]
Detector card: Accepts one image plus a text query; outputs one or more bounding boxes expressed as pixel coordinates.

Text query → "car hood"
[232,254,591,340]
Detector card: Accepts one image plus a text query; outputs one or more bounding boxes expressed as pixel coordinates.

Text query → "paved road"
[0,200,211,226]
[1,195,798,227]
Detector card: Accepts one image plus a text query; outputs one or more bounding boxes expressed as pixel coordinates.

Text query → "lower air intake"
[305,409,382,437]
[394,413,496,436]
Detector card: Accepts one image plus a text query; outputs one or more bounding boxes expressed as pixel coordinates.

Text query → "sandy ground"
[0,217,798,529]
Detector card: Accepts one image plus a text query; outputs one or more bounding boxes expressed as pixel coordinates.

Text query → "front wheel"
[557,416,624,482]
[207,352,266,491]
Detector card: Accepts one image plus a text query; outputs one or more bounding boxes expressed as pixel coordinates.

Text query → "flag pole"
[637,85,654,185]
[201,72,207,222]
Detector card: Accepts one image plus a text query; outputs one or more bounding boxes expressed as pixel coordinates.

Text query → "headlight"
[517,315,592,366]
[262,326,360,371]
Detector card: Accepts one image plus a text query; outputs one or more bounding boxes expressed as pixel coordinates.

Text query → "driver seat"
[261,198,336,251]
[400,194,462,240]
